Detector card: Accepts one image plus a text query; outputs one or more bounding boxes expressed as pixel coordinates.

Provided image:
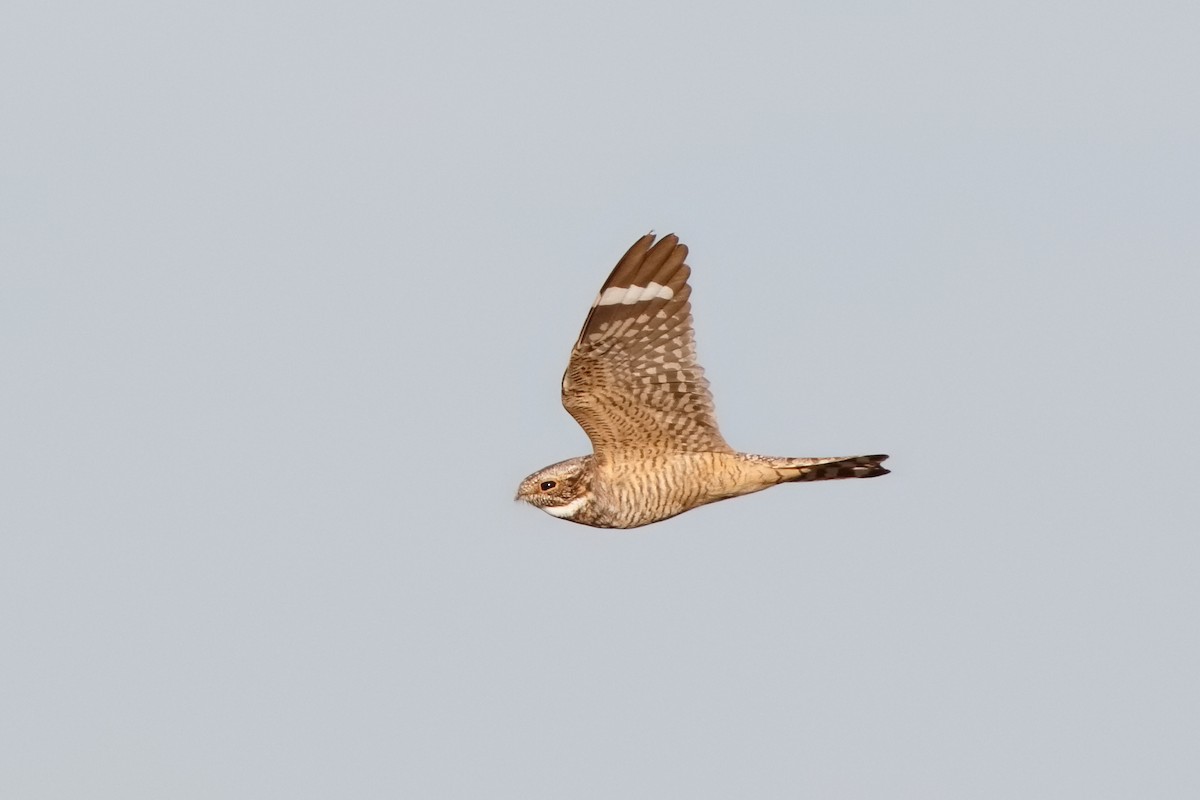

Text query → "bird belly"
[594,452,744,528]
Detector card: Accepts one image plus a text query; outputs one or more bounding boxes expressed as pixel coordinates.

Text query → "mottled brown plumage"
[516,233,888,529]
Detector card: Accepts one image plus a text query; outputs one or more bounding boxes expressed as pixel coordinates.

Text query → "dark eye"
[540,481,557,491]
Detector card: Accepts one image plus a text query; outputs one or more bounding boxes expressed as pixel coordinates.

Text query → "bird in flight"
[516,233,888,528]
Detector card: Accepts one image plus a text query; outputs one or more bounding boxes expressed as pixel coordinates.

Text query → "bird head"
[515,456,594,521]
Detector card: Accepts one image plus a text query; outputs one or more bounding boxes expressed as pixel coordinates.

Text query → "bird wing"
[561,233,732,458]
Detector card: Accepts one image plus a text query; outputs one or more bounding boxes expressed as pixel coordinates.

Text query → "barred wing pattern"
[562,233,732,458]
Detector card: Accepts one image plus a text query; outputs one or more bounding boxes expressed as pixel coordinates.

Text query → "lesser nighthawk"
[516,233,888,528]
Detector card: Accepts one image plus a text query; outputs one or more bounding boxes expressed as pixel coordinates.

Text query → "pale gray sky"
[3,1,1198,797]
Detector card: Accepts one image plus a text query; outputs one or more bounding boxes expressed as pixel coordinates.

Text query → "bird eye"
[540,481,557,491]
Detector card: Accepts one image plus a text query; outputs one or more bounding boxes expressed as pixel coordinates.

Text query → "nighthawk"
[516,233,888,528]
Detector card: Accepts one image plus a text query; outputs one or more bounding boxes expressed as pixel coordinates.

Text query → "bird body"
[516,233,888,529]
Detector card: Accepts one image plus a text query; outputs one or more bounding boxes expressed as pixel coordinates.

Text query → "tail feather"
[770,454,890,482]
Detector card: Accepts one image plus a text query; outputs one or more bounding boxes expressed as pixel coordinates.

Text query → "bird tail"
[766,454,890,482]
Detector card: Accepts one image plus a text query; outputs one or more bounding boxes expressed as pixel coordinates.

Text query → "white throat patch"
[542,496,588,518]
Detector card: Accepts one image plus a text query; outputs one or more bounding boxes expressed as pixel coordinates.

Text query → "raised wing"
[561,233,732,458]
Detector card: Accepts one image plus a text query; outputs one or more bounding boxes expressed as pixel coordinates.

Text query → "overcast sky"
[3,1,1198,798]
